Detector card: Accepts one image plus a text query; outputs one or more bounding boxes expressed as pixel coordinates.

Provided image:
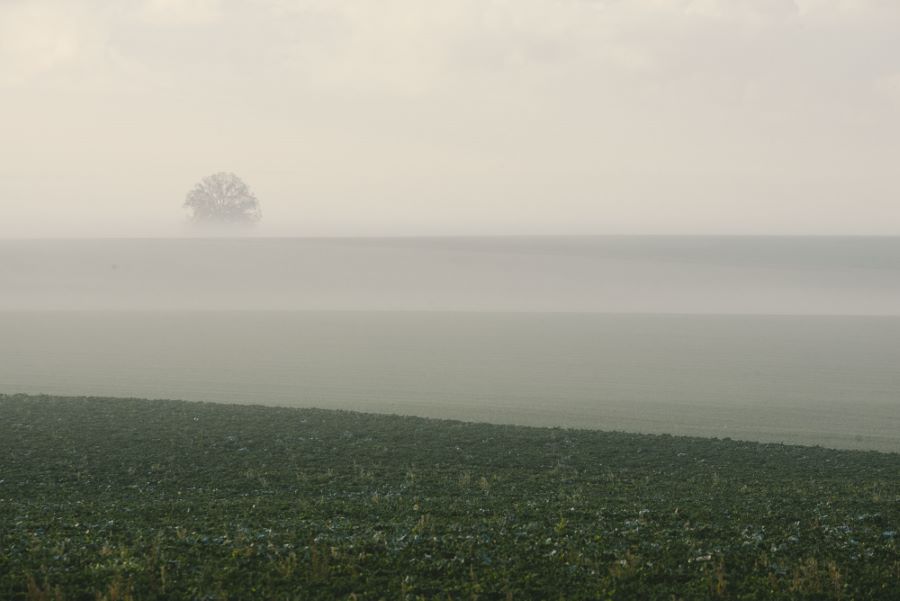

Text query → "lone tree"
[184,172,262,225]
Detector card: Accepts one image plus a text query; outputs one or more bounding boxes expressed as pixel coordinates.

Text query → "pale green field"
[2,311,898,452]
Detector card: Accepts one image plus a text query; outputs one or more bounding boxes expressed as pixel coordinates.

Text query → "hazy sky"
[2,0,899,237]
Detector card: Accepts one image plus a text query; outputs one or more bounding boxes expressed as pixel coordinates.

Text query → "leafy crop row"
[1,394,897,599]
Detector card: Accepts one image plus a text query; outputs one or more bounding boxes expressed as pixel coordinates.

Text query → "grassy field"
[1,394,898,599]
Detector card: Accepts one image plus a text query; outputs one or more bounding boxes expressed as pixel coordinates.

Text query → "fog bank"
[2,236,899,314]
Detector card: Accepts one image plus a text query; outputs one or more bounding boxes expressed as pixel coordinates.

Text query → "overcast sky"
[2,0,899,237]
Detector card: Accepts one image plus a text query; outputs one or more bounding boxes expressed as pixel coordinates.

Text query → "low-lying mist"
[2,236,900,314]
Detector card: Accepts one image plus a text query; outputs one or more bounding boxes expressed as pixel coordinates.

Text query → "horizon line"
[3,233,900,242]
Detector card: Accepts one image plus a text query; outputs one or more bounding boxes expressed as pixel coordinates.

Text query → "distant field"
[1,395,898,600]
[2,311,899,452]
[3,237,899,451]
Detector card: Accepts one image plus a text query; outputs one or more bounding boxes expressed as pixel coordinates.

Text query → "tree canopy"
[184,172,261,225]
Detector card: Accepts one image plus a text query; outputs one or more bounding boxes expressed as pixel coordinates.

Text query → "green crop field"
[1,394,898,600]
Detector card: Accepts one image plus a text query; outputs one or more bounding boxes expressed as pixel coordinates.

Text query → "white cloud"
[0,1,163,91]
[794,0,900,20]
[140,0,222,25]
[0,2,85,84]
